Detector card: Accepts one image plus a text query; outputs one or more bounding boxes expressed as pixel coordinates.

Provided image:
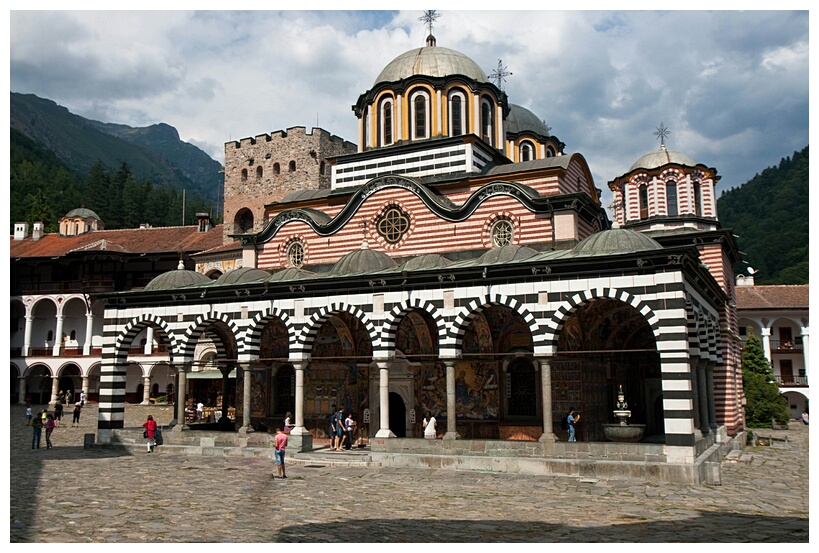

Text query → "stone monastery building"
[16,31,751,483]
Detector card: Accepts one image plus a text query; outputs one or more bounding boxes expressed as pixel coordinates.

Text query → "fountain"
[602,385,645,442]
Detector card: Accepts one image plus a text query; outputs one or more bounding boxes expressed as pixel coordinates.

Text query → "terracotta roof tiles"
[735,285,809,309]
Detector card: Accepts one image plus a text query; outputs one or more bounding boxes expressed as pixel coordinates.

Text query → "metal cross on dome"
[419,10,441,37]
[490,59,512,90]
[654,122,671,147]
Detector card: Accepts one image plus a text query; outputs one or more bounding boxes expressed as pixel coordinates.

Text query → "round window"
[376,206,410,244]
[287,242,305,268]
[491,220,514,247]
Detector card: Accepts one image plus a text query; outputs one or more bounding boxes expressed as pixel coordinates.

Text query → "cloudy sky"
[8,6,811,212]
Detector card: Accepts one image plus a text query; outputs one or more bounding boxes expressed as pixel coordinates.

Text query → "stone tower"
[222,126,356,241]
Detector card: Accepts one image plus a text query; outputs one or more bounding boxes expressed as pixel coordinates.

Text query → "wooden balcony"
[776,376,809,387]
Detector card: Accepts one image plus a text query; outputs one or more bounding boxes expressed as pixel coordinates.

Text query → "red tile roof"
[735,285,809,309]
[191,240,243,257]
[10,225,225,259]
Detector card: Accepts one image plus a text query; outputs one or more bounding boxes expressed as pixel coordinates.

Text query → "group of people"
[26,402,83,450]
[327,405,359,451]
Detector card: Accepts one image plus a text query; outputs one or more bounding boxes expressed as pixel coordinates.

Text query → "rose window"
[287,242,305,268]
[491,219,514,247]
[376,207,410,244]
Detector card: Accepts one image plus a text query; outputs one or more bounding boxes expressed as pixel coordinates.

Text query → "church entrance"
[389,392,407,437]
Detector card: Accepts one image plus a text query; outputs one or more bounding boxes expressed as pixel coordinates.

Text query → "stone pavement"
[8,404,810,543]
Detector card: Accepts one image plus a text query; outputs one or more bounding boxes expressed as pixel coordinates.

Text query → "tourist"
[143,415,158,453]
[284,411,294,433]
[41,409,48,426]
[80,390,86,407]
[25,405,32,426]
[54,402,63,426]
[72,403,82,427]
[423,412,437,439]
[802,411,809,425]
[31,411,43,449]
[328,404,338,451]
[274,427,288,478]
[344,412,356,449]
[196,401,204,422]
[335,407,346,451]
[45,414,55,449]
[567,407,580,442]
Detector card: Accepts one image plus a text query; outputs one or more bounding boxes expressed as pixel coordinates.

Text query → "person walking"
[142,415,158,453]
[335,407,346,451]
[72,403,82,427]
[80,390,86,407]
[196,401,204,422]
[45,414,56,449]
[54,402,63,426]
[274,427,288,479]
[328,405,338,451]
[31,411,43,449]
[567,407,580,442]
[422,412,437,439]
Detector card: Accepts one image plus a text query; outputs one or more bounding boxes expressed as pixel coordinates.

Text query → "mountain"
[10,92,222,203]
[717,146,809,285]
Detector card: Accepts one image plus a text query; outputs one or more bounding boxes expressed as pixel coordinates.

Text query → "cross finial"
[542,119,552,135]
[654,122,670,147]
[419,10,441,38]
[490,59,512,90]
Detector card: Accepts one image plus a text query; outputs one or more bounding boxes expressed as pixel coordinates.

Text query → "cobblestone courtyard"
[8,404,810,543]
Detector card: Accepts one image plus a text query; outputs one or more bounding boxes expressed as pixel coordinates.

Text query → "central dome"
[374,42,488,85]
[629,145,696,172]
[572,228,663,256]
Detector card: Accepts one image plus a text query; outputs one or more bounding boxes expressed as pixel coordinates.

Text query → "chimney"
[196,213,213,232]
[32,222,44,241]
[13,222,29,241]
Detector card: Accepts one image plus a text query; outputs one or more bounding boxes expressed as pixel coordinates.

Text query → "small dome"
[477,245,538,265]
[629,145,696,172]
[214,267,271,285]
[400,254,452,272]
[329,247,397,276]
[572,228,663,256]
[64,207,101,220]
[267,267,314,282]
[506,105,551,137]
[144,267,211,291]
[374,44,488,86]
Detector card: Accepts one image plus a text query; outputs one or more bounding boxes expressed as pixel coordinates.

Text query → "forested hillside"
[11,128,217,233]
[717,146,808,284]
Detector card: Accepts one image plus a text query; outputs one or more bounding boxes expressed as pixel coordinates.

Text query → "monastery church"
[18,26,748,483]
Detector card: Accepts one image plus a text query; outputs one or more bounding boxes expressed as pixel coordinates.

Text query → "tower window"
[241,169,248,181]
[666,180,678,216]
[412,92,428,139]
[451,95,463,136]
[520,141,534,162]
[693,181,702,216]
[546,146,555,158]
[320,161,326,176]
[289,161,296,172]
[273,163,280,175]
[639,183,649,219]
[481,99,494,146]
[256,166,263,179]
[380,98,394,146]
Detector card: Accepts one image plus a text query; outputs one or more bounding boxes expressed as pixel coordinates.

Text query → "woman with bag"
[142,415,158,453]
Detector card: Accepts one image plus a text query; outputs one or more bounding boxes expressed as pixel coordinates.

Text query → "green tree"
[741,329,790,427]
[24,188,56,232]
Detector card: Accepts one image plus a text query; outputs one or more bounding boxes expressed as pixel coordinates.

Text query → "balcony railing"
[770,339,803,352]
[775,376,809,387]
[11,345,152,358]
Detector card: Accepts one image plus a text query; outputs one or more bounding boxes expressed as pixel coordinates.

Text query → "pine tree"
[741,329,790,427]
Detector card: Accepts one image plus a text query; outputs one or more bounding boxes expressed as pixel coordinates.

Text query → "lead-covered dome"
[629,145,696,172]
[374,40,488,85]
[506,104,551,137]
[144,263,212,291]
[329,246,397,276]
[65,207,101,220]
[477,244,538,265]
[214,267,271,285]
[572,228,663,256]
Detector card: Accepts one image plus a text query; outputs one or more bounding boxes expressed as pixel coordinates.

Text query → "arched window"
[289,160,296,172]
[410,90,429,140]
[639,183,649,219]
[287,241,305,268]
[379,97,394,146]
[546,146,555,158]
[693,181,702,216]
[273,162,280,175]
[235,208,254,233]
[241,168,248,181]
[320,161,326,176]
[666,180,678,216]
[449,91,467,136]
[520,141,535,162]
[256,166,263,179]
[481,98,494,146]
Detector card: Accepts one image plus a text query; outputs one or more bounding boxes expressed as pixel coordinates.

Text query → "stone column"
[800,326,809,381]
[141,376,151,405]
[760,327,772,363]
[83,312,94,355]
[239,364,253,434]
[81,377,89,402]
[144,326,154,355]
[375,359,395,438]
[697,361,710,435]
[706,363,718,433]
[290,361,308,436]
[443,359,460,439]
[52,315,64,356]
[174,366,188,432]
[18,376,27,405]
[23,314,33,357]
[538,357,557,442]
[50,376,59,405]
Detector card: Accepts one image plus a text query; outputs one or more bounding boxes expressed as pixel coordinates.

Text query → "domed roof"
[267,267,314,282]
[214,267,271,285]
[572,227,663,256]
[64,207,101,220]
[143,264,212,291]
[506,105,551,137]
[477,244,539,265]
[629,145,696,172]
[329,246,397,276]
[374,41,488,85]
[400,253,452,272]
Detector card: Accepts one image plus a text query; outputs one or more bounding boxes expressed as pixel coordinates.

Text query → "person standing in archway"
[567,407,580,442]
